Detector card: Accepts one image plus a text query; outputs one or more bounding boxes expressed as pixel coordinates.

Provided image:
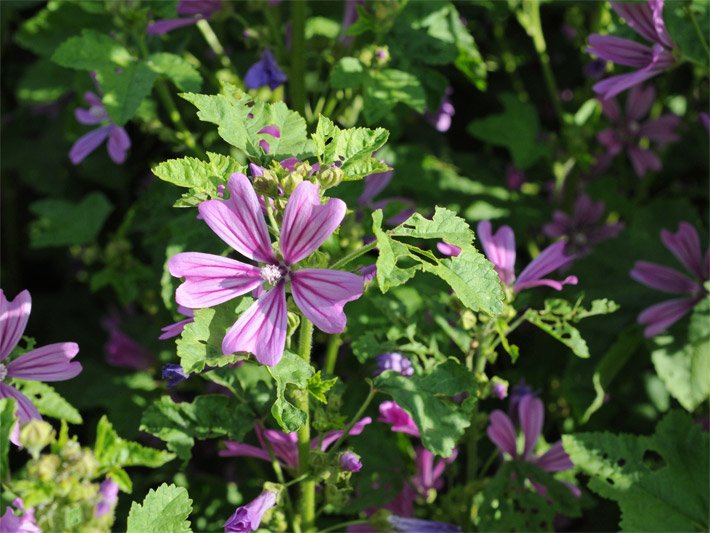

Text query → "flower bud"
[339,451,362,473]
[318,166,344,190]
[282,172,303,195]
[34,454,60,481]
[253,170,280,196]
[374,46,390,66]
[19,420,55,458]
[294,161,312,177]
[491,377,509,400]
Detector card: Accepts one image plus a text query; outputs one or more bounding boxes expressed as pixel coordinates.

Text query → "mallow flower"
[244,50,288,91]
[358,167,415,227]
[630,222,709,337]
[587,0,675,99]
[148,0,221,35]
[0,290,82,428]
[95,478,119,518]
[70,90,130,165]
[597,84,680,177]
[159,306,195,340]
[224,489,278,533]
[378,401,419,437]
[477,221,578,292]
[0,498,40,533]
[169,173,363,366]
[374,352,414,376]
[388,516,461,533]
[340,451,363,472]
[425,87,455,133]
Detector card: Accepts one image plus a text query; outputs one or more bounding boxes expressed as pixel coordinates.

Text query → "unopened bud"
[287,312,301,339]
[282,172,304,195]
[253,170,280,196]
[318,166,344,190]
[374,46,390,66]
[35,454,60,481]
[339,451,362,472]
[20,420,55,458]
[294,162,312,177]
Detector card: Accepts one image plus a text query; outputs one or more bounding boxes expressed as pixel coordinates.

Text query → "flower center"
[0,363,7,382]
[260,264,284,285]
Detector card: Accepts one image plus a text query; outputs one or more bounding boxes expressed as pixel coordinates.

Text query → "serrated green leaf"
[13,380,82,424]
[147,53,203,92]
[51,29,132,70]
[312,115,390,180]
[127,483,192,533]
[374,359,477,457]
[372,210,421,293]
[330,57,365,89]
[176,299,248,374]
[363,69,427,124]
[94,416,175,475]
[17,59,75,104]
[268,351,314,432]
[307,371,338,404]
[563,411,709,531]
[0,398,15,481]
[467,93,549,169]
[181,88,313,160]
[140,395,252,462]
[29,192,113,248]
[389,207,475,248]
[97,61,158,126]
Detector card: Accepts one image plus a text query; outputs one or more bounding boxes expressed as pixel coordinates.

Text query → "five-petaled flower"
[0,290,82,429]
[630,222,709,337]
[169,173,364,366]
[587,0,675,99]
[70,90,130,165]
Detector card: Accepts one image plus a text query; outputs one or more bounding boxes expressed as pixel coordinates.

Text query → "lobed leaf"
[126,483,192,533]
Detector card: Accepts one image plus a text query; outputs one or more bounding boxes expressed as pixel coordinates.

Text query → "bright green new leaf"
[372,210,421,292]
[330,57,366,89]
[29,192,113,248]
[140,395,252,463]
[374,359,477,457]
[0,399,15,482]
[51,29,132,70]
[14,380,82,424]
[147,53,203,92]
[389,207,475,248]
[127,483,192,533]
[97,61,158,126]
[307,371,338,404]
[563,410,709,531]
[268,351,314,433]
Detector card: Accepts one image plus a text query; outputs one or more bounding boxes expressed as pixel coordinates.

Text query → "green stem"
[325,386,378,459]
[324,334,342,375]
[320,520,370,533]
[196,20,234,71]
[154,79,205,158]
[466,413,479,482]
[688,5,710,60]
[289,0,307,116]
[296,318,315,532]
[329,242,377,270]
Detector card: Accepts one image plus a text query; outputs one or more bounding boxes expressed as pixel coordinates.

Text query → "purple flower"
[159,306,195,340]
[162,363,190,388]
[630,222,709,337]
[543,194,624,257]
[0,290,82,432]
[477,221,578,293]
[360,263,377,284]
[147,0,221,35]
[388,516,461,532]
[102,316,155,370]
[95,478,119,518]
[505,164,526,191]
[220,417,372,470]
[700,112,710,132]
[374,352,413,377]
[492,380,508,400]
[412,447,458,497]
[597,84,680,177]
[487,394,574,474]
[583,58,608,80]
[340,451,363,472]
[0,498,40,533]
[169,173,364,366]
[436,242,461,257]
[425,87,455,132]
[244,50,288,91]
[358,167,415,227]
[224,489,278,533]
[378,401,420,437]
[508,380,535,424]
[587,0,675,99]
[70,91,130,165]
[340,0,365,44]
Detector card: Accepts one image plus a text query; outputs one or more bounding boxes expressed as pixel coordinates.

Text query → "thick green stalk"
[323,334,342,375]
[296,318,315,532]
[289,0,307,116]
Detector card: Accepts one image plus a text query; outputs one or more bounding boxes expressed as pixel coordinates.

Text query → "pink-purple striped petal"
[198,173,276,263]
[317,416,372,451]
[221,284,287,366]
[169,252,262,308]
[437,242,462,257]
[638,115,681,145]
[280,181,346,264]
[627,145,661,177]
[258,426,299,469]
[147,17,200,35]
[219,441,272,463]
[532,441,574,472]
[6,343,81,382]
[477,221,516,285]
[486,410,518,458]
[625,84,655,120]
[0,383,40,424]
[358,169,393,206]
[587,35,653,67]
[638,296,699,337]
[0,290,31,362]
[107,126,130,164]
[519,395,544,460]
[660,222,706,280]
[630,261,699,294]
[290,268,363,334]
[69,125,112,165]
[514,240,576,293]
[611,1,658,43]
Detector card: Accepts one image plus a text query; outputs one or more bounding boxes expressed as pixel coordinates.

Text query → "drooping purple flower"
[224,489,278,533]
[412,447,458,497]
[505,164,526,191]
[340,0,365,44]
[543,194,624,257]
[360,263,377,284]
[159,306,195,340]
[169,173,364,366]
[340,451,363,472]
[597,84,680,177]
[102,316,155,370]
[358,166,415,227]
[0,498,40,533]
[508,380,535,424]
[147,0,221,35]
[424,87,455,133]
[220,417,372,470]
[378,401,420,437]
[374,352,414,377]
[0,290,82,433]
[487,394,574,475]
[587,0,675,99]
[477,221,578,293]
[244,50,288,91]
[388,516,461,532]
[70,90,130,165]
[95,478,119,518]
[492,380,509,400]
[162,363,190,388]
[630,222,709,337]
